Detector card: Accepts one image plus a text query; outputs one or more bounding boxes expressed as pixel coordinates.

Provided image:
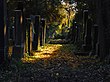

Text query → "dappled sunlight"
[22,55,51,63]
[22,44,63,63]
[1,44,102,82]
[22,44,81,69]
[21,43,100,70]
[32,55,51,59]
[39,44,63,54]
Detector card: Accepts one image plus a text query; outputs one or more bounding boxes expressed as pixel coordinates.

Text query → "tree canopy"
[7,0,77,39]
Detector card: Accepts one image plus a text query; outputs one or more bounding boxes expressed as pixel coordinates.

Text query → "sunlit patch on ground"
[1,44,109,82]
[22,55,51,63]
[21,44,81,69]
[22,44,63,63]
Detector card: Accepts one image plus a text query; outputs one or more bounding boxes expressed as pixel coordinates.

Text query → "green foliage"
[7,0,75,24]
[7,0,76,40]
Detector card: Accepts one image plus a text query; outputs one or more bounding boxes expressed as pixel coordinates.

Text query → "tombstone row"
[12,11,47,61]
[0,1,47,64]
[77,8,110,61]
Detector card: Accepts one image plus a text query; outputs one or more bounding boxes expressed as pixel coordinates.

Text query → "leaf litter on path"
[1,44,110,82]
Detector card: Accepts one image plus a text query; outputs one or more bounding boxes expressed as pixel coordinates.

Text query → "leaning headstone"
[40,19,46,46]
[32,15,40,50]
[12,10,24,61]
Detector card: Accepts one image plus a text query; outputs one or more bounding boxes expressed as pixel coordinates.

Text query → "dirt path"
[0,44,110,82]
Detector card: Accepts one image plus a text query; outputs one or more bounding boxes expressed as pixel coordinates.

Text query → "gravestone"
[24,18,29,55]
[17,1,26,55]
[82,10,88,43]
[26,18,33,55]
[74,22,79,44]
[89,24,98,56]
[12,10,24,61]
[40,19,46,46]
[32,15,40,50]
[30,15,35,52]
[70,20,77,43]
[82,10,92,51]
[83,18,92,51]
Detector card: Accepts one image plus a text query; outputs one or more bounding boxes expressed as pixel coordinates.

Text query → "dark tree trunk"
[0,0,8,64]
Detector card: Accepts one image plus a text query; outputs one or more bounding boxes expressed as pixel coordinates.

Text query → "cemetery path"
[0,44,110,82]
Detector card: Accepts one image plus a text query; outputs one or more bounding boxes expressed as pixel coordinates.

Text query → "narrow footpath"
[0,44,110,82]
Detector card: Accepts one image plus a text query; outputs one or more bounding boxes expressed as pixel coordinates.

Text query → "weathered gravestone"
[30,15,34,52]
[82,10,88,43]
[74,22,79,44]
[82,10,92,51]
[69,20,77,43]
[32,15,40,51]
[17,1,26,53]
[23,18,27,56]
[40,19,46,46]
[25,18,33,55]
[84,18,92,51]
[12,10,24,61]
[89,24,98,56]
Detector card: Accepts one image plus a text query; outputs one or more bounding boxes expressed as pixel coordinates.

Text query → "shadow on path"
[0,44,110,82]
